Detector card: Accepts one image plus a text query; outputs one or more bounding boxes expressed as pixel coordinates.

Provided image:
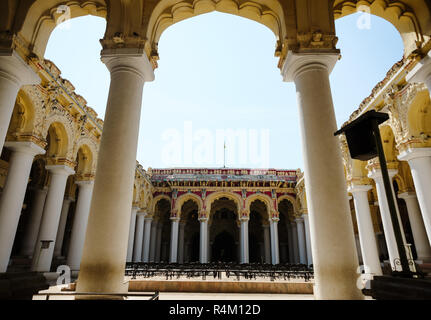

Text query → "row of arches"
[2,0,430,65]
[138,193,299,264]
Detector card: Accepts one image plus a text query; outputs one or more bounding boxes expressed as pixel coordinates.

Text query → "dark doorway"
[191,232,200,262]
[212,231,235,262]
[249,234,260,263]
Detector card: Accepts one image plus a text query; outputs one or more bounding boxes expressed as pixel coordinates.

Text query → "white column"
[54,196,74,258]
[348,185,382,276]
[263,224,271,263]
[132,210,145,262]
[282,52,363,299]
[398,192,431,262]
[240,217,249,264]
[149,220,158,262]
[296,217,307,264]
[31,165,74,272]
[67,180,94,271]
[0,52,40,154]
[126,207,139,262]
[302,214,313,265]
[178,222,185,263]
[0,141,45,272]
[199,217,208,263]
[20,187,48,257]
[269,218,279,265]
[77,50,154,294]
[406,50,431,98]
[169,217,180,263]
[368,168,406,271]
[398,148,431,248]
[155,224,162,262]
[291,222,300,263]
[142,217,152,262]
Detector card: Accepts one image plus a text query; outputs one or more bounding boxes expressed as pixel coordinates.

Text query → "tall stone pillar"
[296,217,307,264]
[240,217,249,264]
[269,217,280,265]
[368,168,406,271]
[0,141,45,271]
[398,149,431,248]
[263,224,271,263]
[142,217,152,262]
[54,196,74,258]
[77,50,154,295]
[67,180,94,271]
[348,185,382,276]
[178,222,185,264]
[149,220,158,262]
[132,210,145,263]
[126,207,139,262]
[286,222,295,263]
[0,52,40,154]
[282,52,363,299]
[169,217,180,263]
[20,187,48,257]
[398,192,431,262]
[303,214,313,265]
[291,221,300,263]
[199,217,208,263]
[31,165,74,272]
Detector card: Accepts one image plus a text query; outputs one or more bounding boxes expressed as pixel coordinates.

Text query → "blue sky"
[45,12,403,170]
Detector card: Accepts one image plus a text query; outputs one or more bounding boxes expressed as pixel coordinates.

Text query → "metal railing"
[125,262,314,282]
[33,291,159,300]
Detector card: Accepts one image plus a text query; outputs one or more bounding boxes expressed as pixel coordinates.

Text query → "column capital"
[269,217,280,223]
[398,192,417,200]
[239,216,250,222]
[101,49,155,82]
[75,179,95,187]
[144,216,153,222]
[4,141,45,156]
[45,164,75,176]
[131,206,140,212]
[170,216,180,222]
[295,217,304,224]
[198,216,208,222]
[367,167,398,181]
[406,51,431,84]
[137,209,147,216]
[348,184,373,194]
[281,51,340,82]
[398,147,431,162]
[0,51,40,86]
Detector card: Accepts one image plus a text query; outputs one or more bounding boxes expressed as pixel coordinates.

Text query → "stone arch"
[150,194,172,217]
[42,113,75,160]
[380,124,398,163]
[17,0,107,57]
[74,144,94,176]
[333,0,431,57]
[174,193,203,216]
[45,121,70,159]
[145,0,288,60]
[245,193,273,218]
[277,194,297,214]
[204,191,242,219]
[7,90,37,136]
[73,137,98,172]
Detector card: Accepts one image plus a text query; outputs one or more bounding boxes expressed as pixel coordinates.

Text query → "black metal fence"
[125,262,314,282]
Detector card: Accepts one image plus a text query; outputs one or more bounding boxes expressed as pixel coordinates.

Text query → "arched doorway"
[209,197,239,263]
[212,231,235,262]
